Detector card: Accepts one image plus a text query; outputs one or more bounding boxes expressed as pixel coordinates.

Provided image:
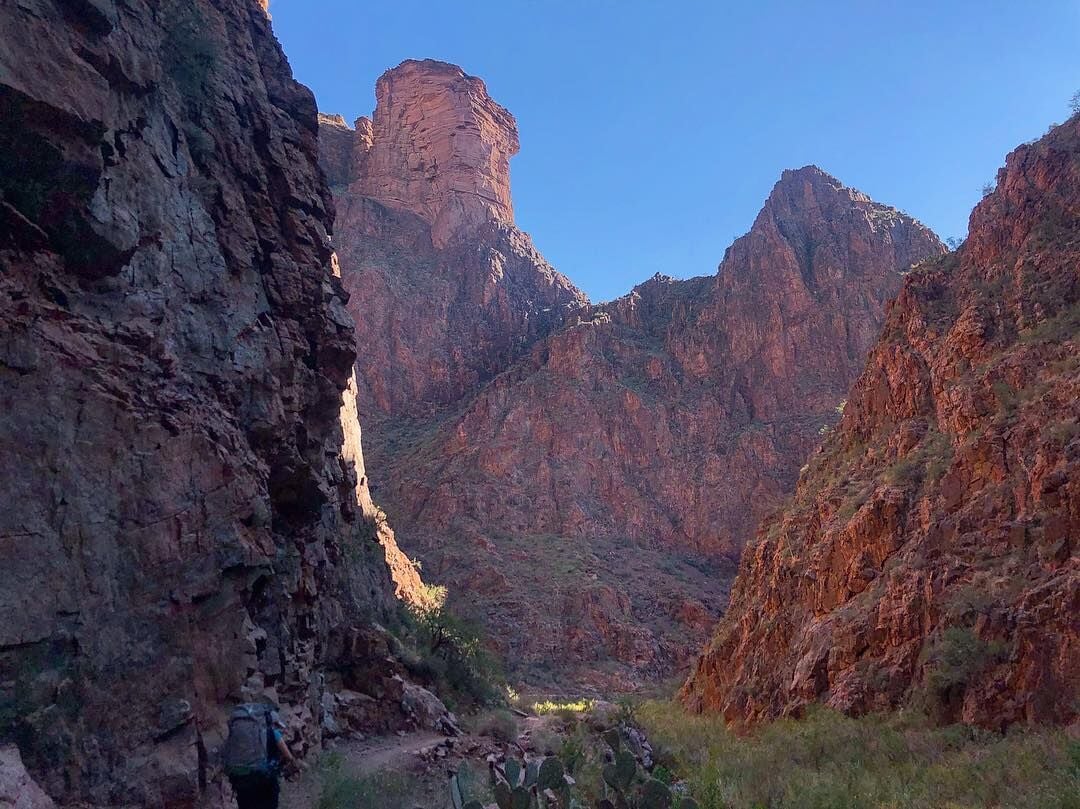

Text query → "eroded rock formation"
[681,117,1080,727]
[322,64,944,687]
[320,59,587,418]
[0,1,416,805]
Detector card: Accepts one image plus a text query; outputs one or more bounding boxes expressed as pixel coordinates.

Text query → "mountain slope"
[386,168,943,685]
[681,116,1080,727]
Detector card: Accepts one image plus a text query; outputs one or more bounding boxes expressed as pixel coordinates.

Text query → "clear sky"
[270,0,1079,303]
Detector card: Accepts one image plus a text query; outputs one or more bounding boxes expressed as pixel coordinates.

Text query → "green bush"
[470,709,519,743]
[921,626,1006,699]
[395,599,504,710]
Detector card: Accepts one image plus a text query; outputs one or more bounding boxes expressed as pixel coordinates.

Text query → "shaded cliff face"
[322,65,946,690]
[0,1,412,804]
[381,169,944,685]
[681,118,1080,727]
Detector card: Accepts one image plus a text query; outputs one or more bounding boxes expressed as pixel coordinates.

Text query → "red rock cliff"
[328,59,519,247]
[320,59,588,420]
[681,117,1080,727]
[323,77,945,689]
[383,169,943,685]
[0,1,416,805]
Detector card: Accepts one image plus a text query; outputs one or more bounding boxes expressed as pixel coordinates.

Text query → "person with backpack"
[222,703,297,809]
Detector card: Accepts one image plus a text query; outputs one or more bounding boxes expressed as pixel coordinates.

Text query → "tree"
[1071,90,1080,115]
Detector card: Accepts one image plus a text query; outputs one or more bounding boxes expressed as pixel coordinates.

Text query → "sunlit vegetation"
[533,698,595,715]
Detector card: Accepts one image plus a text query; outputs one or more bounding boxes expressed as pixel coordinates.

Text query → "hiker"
[222,703,298,809]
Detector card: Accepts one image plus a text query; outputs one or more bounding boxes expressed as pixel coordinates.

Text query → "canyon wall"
[0,1,415,805]
[320,60,588,420]
[682,117,1080,727]
[323,64,944,687]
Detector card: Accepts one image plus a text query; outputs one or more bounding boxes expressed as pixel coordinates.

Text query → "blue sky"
[271,0,1079,302]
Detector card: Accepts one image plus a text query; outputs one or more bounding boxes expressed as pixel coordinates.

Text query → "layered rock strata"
[377,168,944,683]
[0,1,415,805]
[682,117,1080,728]
[322,65,944,686]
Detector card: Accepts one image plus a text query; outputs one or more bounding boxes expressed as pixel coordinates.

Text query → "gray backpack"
[223,704,272,776]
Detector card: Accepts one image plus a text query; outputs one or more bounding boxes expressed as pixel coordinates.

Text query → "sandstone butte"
[0,1,428,806]
[681,114,1080,728]
[321,60,946,688]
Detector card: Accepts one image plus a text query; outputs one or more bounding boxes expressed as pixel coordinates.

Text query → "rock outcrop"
[0,1,415,805]
[0,747,54,809]
[320,59,587,419]
[322,66,944,688]
[681,117,1080,727]
[329,59,520,248]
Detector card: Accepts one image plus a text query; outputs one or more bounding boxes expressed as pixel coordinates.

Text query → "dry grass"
[636,701,1080,809]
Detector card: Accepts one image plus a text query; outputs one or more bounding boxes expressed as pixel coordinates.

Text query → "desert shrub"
[1046,421,1080,446]
[992,379,1019,417]
[921,626,1006,697]
[533,698,594,716]
[395,598,504,709]
[885,454,924,486]
[469,708,519,742]
[1020,301,1080,344]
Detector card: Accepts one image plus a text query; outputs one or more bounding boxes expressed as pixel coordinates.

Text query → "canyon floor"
[281,695,1079,809]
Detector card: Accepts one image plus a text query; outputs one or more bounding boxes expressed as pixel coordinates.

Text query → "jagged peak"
[718,166,944,281]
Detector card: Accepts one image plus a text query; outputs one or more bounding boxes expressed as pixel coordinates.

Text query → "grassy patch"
[637,701,1080,809]
[314,753,417,809]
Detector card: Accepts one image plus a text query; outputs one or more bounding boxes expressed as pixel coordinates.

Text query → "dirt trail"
[281,730,447,808]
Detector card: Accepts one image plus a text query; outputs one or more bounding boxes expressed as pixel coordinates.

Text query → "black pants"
[230,772,280,809]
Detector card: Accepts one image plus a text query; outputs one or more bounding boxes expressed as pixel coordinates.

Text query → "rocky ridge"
[0,1,421,805]
[681,116,1080,727]
[322,63,945,686]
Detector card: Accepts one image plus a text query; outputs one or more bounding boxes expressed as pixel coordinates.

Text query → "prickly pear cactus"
[638,778,672,809]
[505,756,523,788]
[525,757,540,787]
[602,749,637,792]
[538,756,565,791]
[602,729,621,752]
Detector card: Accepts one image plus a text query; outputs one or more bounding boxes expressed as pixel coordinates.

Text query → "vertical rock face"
[321,59,587,419]
[335,59,520,247]
[681,118,1080,727]
[0,1,408,805]
[323,63,945,690]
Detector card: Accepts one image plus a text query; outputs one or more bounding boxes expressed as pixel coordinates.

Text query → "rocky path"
[281,730,448,808]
